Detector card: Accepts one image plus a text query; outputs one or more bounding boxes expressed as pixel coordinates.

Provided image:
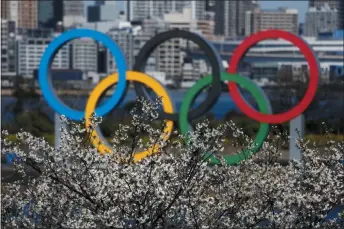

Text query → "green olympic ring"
[179,72,271,165]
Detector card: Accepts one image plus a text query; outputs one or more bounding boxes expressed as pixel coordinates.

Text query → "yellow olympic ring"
[85,71,174,162]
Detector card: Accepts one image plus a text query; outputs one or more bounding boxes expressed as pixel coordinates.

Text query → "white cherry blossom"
[1,98,343,229]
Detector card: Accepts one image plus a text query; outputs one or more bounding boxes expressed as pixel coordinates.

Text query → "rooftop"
[308,4,338,12]
[258,8,298,14]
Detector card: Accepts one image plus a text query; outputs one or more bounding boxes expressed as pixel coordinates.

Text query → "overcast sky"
[85,1,309,23]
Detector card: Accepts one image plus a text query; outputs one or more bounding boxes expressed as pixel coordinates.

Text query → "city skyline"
[84,1,309,22]
[259,1,308,22]
[1,0,342,82]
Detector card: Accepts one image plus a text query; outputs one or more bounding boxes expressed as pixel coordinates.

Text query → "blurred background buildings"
[0,0,343,86]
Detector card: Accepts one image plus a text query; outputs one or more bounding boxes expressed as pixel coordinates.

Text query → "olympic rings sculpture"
[38,28,320,164]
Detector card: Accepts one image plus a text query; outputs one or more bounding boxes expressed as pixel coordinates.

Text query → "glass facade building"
[38,0,63,30]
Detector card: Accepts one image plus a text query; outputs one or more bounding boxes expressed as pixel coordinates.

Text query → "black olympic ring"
[133,29,224,122]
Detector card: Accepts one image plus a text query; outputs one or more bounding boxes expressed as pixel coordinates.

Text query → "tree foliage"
[1,98,344,229]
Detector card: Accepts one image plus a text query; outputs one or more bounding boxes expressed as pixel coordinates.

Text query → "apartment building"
[63,0,86,27]
[304,4,338,36]
[127,0,212,21]
[17,31,69,78]
[1,0,37,29]
[106,23,137,73]
[1,19,17,76]
[215,0,258,38]
[245,8,298,36]
[71,38,98,73]
[309,0,339,9]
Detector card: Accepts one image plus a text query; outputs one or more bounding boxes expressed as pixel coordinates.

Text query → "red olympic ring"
[227,30,319,124]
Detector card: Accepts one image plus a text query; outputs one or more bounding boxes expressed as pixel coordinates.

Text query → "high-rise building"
[1,1,19,24]
[304,4,338,36]
[131,7,213,84]
[87,1,121,22]
[107,23,137,73]
[160,8,199,83]
[69,19,131,73]
[17,30,69,78]
[18,0,38,29]
[190,1,212,20]
[1,1,10,20]
[63,0,84,16]
[308,0,343,31]
[63,0,85,27]
[1,19,17,76]
[214,0,258,38]
[133,17,169,72]
[128,0,189,21]
[71,38,98,73]
[1,19,10,73]
[38,0,63,30]
[245,8,298,36]
[1,0,37,29]
[309,0,339,9]
[127,0,212,21]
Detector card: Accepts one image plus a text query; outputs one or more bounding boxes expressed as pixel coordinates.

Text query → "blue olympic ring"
[38,29,127,120]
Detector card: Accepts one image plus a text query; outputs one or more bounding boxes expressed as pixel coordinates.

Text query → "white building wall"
[128,0,191,21]
[8,1,19,25]
[17,37,69,78]
[304,4,338,36]
[134,18,169,73]
[63,0,86,27]
[161,8,198,81]
[107,27,135,73]
[72,38,98,73]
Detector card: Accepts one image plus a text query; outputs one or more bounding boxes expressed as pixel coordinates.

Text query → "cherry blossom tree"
[1,98,343,229]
